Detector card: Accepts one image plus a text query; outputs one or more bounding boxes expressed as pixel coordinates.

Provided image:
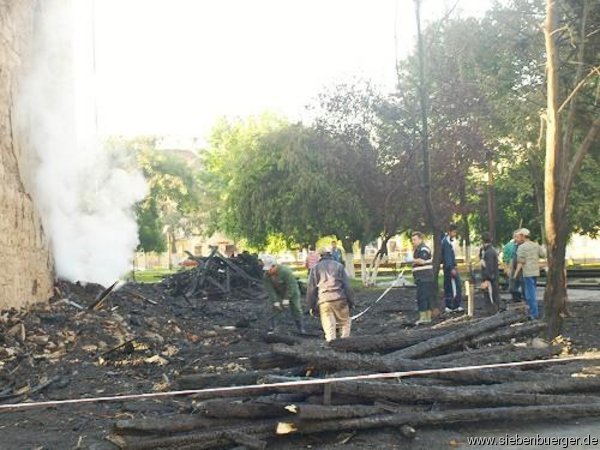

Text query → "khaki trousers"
[319,300,351,342]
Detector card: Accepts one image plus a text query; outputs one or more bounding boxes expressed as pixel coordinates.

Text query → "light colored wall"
[0,1,54,308]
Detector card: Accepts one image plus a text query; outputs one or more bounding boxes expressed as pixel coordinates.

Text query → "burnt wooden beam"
[384,310,526,360]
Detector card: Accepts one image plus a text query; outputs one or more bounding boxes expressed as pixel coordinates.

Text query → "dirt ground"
[0,280,599,450]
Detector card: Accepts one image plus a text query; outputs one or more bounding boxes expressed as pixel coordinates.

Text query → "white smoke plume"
[16,0,147,287]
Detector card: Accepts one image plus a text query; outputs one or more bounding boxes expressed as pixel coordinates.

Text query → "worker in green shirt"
[503,231,523,302]
[262,255,305,333]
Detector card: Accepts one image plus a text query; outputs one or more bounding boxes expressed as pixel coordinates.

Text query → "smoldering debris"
[1,278,600,449]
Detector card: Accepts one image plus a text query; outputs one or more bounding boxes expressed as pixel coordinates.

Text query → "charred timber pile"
[161,248,264,299]
[110,310,600,449]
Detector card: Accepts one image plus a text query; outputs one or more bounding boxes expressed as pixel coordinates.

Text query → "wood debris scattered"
[104,309,600,449]
[2,275,600,449]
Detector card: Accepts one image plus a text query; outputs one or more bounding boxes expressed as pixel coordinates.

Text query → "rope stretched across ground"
[0,355,596,411]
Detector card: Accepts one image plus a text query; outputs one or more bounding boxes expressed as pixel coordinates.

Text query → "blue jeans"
[523,277,539,319]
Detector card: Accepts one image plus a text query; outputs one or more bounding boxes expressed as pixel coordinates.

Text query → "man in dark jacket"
[306,249,354,341]
[441,223,464,313]
[411,231,434,324]
[480,232,503,312]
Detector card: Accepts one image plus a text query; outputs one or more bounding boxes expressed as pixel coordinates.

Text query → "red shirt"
[306,251,320,270]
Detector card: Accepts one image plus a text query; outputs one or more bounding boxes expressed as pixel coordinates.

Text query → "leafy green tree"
[310,80,426,281]
[201,114,288,242]
[407,0,600,248]
[136,199,166,252]
[203,116,371,251]
[108,136,203,255]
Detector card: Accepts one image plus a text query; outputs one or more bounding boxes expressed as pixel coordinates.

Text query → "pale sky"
[91,0,493,141]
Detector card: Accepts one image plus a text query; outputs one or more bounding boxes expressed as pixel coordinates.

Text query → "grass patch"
[132,268,177,283]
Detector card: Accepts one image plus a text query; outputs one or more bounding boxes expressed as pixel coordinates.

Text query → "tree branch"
[558,66,599,114]
[561,0,589,157]
[566,116,600,191]
[538,113,547,149]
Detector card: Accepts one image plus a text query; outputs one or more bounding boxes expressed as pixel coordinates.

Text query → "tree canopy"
[128,0,599,284]
[108,136,204,253]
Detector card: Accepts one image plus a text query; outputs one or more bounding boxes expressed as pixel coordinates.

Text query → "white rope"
[0,355,596,411]
[351,270,406,320]
[351,285,394,320]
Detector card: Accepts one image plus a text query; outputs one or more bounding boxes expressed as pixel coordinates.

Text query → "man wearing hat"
[262,255,305,333]
[306,248,354,341]
[514,228,546,319]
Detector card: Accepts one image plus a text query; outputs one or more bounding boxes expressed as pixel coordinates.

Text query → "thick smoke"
[16,0,147,287]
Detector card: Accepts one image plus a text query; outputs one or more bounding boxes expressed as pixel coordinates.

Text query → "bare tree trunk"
[543,0,569,339]
[414,0,443,313]
[486,150,497,243]
[167,231,173,270]
[459,180,471,265]
[414,0,437,236]
[542,0,600,338]
[528,156,546,243]
[368,234,391,286]
[432,230,444,315]
[360,242,368,285]
[342,238,355,278]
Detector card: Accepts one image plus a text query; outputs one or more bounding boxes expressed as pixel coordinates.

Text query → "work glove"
[282,299,290,308]
[273,301,283,311]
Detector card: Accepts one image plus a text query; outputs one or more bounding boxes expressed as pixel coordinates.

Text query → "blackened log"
[468,321,546,347]
[89,281,119,310]
[250,351,302,370]
[418,343,519,365]
[117,420,277,450]
[419,345,563,368]
[384,310,526,360]
[496,375,600,394]
[271,343,391,372]
[197,398,289,419]
[179,371,266,390]
[329,324,464,354]
[269,343,563,385]
[452,345,562,367]
[423,366,567,385]
[178,367,305,389]
[285,403,386,420]
[304,394,372,405]
[393,377,458,386]
[215,249,262,284]
[331,380,600,406]
[114,416,233,435]
[431,314,482,329]
[534,359,600,376]
[277,403,600,436]
[225,431,267,450]
[261,333,305,345]
[261,367,565,396]
[259,376,324,396]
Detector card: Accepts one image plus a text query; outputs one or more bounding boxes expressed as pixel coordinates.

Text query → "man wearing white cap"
[262,255,305,333]
[514,228,546,319]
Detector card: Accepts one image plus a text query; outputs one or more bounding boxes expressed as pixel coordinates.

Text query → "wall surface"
[0,1,54,308]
